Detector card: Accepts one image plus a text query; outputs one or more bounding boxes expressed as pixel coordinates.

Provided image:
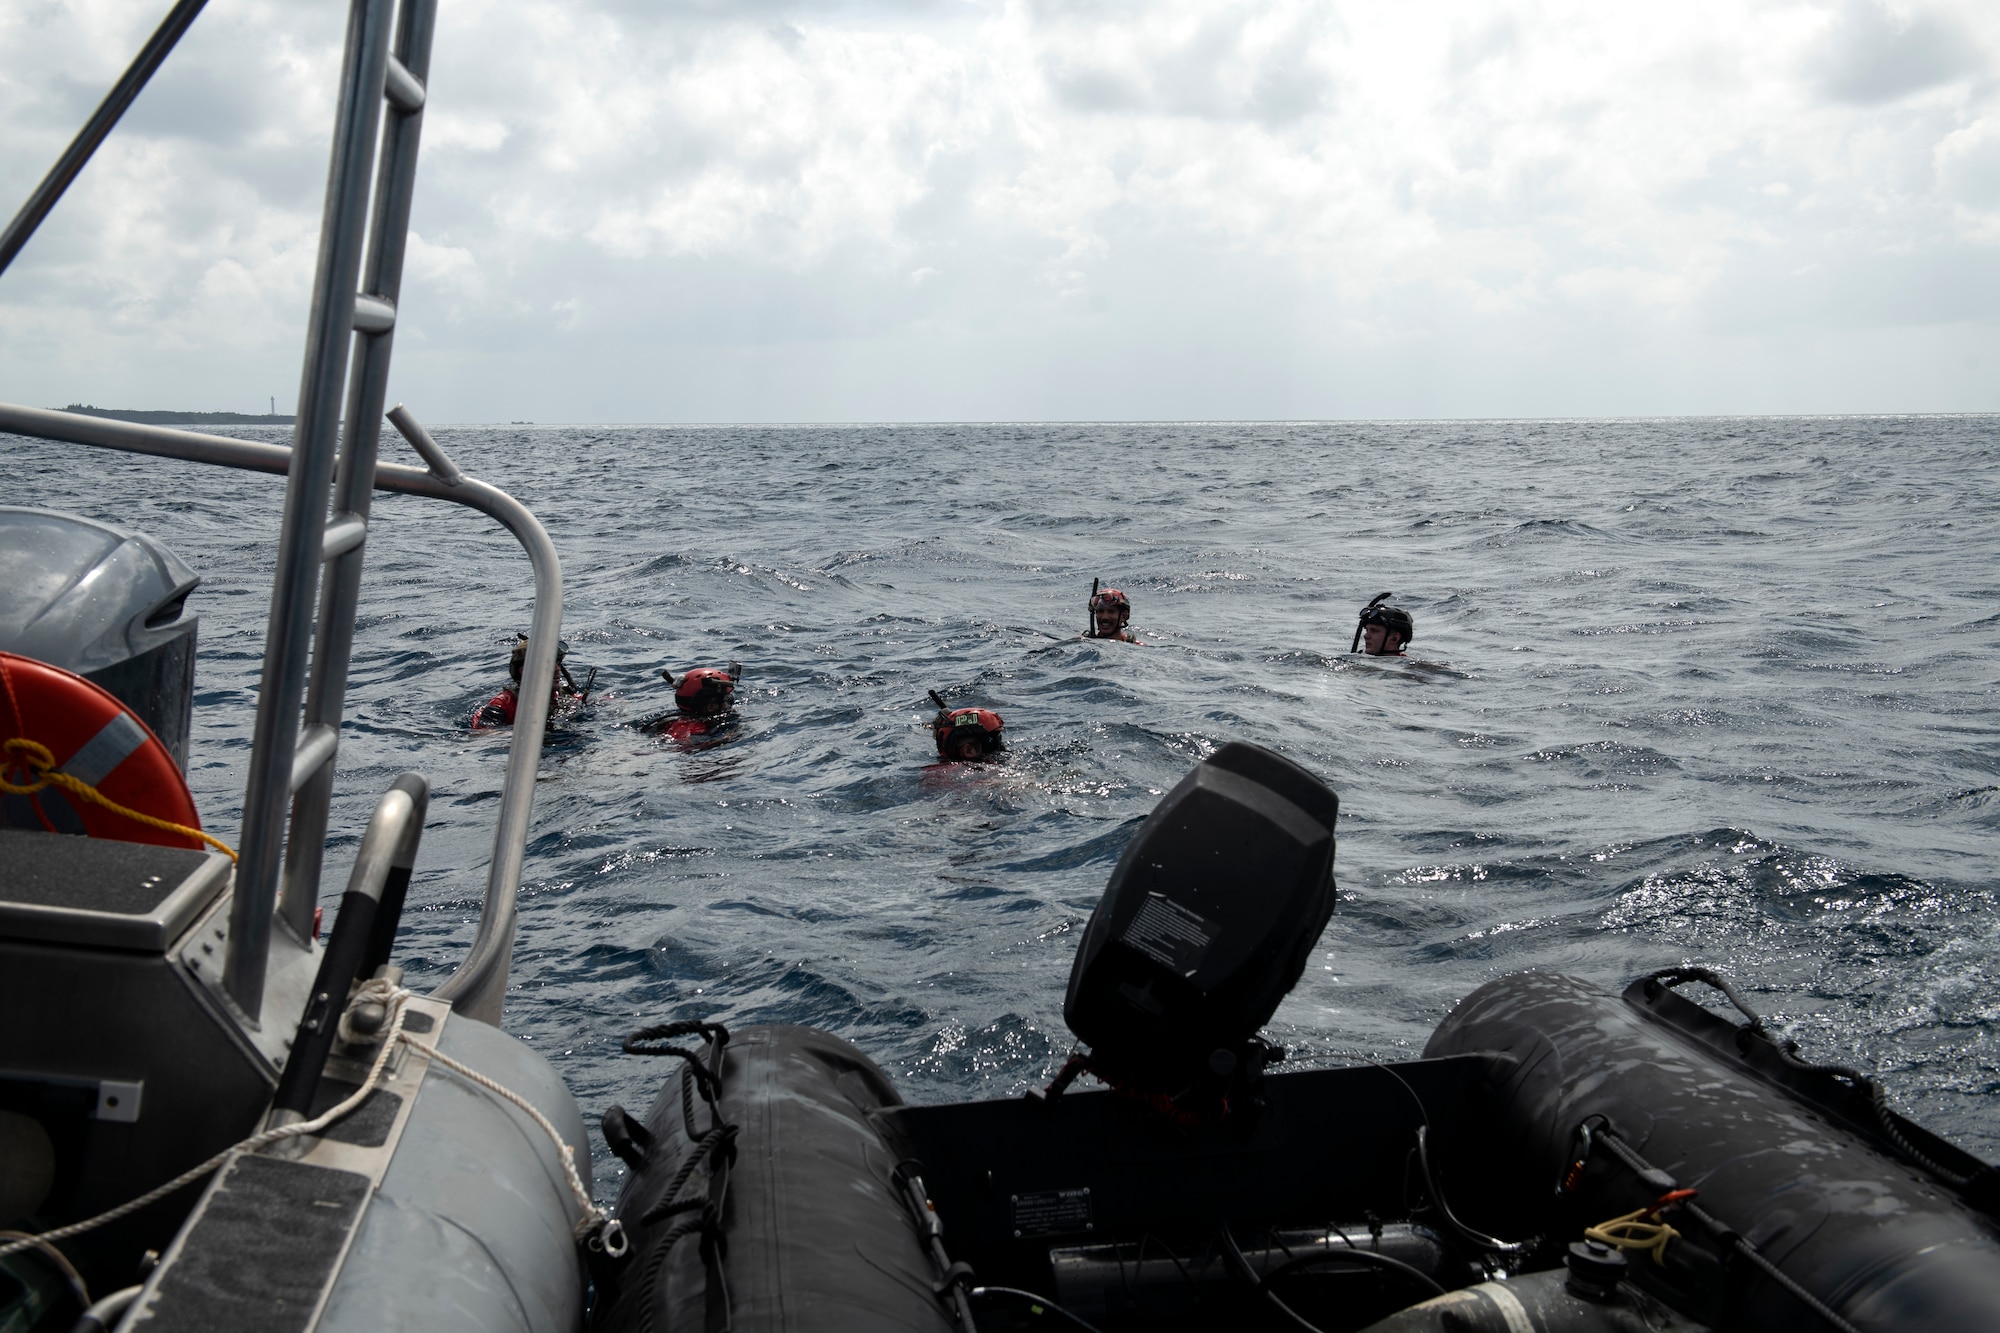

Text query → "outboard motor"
[0,507,199,770]
[1060,741,1338,1115]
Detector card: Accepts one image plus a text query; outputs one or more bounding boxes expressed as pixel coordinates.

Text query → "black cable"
[1594,1130,1862,1333]
[1413,1126,1536,1258]
[1218,1226,1329,1333]
[888,1162,977,1333]
[1322,1052,1536,1260]
[1644,966,1768,1031]
[969,1286,1106,1332]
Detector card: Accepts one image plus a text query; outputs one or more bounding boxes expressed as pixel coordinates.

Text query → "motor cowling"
[1062,742,1338,1096]
[0,508,199,771]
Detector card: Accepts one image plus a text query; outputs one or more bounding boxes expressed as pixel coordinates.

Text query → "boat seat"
[0,826,230,951]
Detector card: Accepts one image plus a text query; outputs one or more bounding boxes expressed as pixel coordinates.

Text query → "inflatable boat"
[2,3,1994,1331]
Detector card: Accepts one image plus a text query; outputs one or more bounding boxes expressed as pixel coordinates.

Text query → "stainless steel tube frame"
[346,772,429,916]
[0,402,562,1026]
[280,0,441,942]
[233,0,399,1021]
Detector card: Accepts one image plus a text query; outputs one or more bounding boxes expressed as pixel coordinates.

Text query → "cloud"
[1811,0,1981,105]
[1,0,1997,420]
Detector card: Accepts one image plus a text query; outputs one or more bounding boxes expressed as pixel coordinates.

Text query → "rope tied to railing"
[1,735,238,861]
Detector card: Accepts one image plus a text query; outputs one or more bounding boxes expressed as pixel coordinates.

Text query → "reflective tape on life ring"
[0,650,208,852]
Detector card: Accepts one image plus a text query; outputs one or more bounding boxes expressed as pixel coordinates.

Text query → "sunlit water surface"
[10,416,1999,1197]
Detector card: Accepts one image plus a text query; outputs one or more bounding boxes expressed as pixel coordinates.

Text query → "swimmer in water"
[653,662,741,747]
[929,690,1006,762]
[1085,581,1144,644]
[1350,593,1414,657]
[472,634,587,728]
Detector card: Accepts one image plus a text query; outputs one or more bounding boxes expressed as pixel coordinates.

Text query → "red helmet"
[933,707,1005,761]
[667,665,737,717]
[1088,587,1131,627]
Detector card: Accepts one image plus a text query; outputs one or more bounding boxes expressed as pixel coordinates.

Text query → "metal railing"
[0,401,561,1026]
[2,0,550,1025]
[277,0,439,954]
[230,0,409,1019]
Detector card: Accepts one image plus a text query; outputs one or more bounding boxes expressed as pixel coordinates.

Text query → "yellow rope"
[1584,1208,1682,1266]
[2,736,237,862]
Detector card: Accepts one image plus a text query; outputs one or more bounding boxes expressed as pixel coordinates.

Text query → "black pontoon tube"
[1641,967,1984,1192]
[1588,1128,1860,1333]
[1426,969,2000,1332]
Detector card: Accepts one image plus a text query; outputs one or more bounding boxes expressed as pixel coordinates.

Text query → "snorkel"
[929,689,1006,760]
[1087,581,1132,639]
[1351,593,1414,655]
[1360,592,1392,652]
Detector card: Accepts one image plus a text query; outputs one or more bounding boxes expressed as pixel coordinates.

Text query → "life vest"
[663,715,740,750]
[0,649,205,849]
[472,686,519,730]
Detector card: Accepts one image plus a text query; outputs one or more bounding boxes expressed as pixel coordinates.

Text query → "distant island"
[60,404,295,426]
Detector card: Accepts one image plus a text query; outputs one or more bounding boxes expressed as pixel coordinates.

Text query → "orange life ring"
[0,649,206,851]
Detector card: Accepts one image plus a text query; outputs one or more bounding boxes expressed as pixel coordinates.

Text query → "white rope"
[0,990,412,1262]
[419,1038,613,1245]
[0,982,625,1262]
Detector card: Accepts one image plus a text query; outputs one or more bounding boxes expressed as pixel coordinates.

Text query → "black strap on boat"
[890,1160,978,1333]
[1643,967,1979,1189]
[624,1021,730,1106]
[621,1021,735,1333]
[1591,1126,1862,1333]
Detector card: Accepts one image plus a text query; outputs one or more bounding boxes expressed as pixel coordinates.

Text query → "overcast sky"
[2,0,1997,421]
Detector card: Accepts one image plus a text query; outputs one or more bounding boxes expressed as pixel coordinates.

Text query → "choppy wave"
[9,414,1998,1198]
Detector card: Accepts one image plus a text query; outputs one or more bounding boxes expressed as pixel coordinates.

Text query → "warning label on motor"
[1120,892,1219,977]
[1011,1187,1093,1238]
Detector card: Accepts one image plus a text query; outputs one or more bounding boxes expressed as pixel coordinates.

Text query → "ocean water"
[8,415,1999,1198]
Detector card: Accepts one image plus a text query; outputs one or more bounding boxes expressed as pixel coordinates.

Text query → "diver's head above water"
[929,690,1005,762]
[1351,593,1413,656]
[1087,585,1133,640]
[509,633,572,682]
[666,662,740,717]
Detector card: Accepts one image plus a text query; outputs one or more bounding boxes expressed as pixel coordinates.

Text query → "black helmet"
[1350,593,1414,653]
[508,633,570,682]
